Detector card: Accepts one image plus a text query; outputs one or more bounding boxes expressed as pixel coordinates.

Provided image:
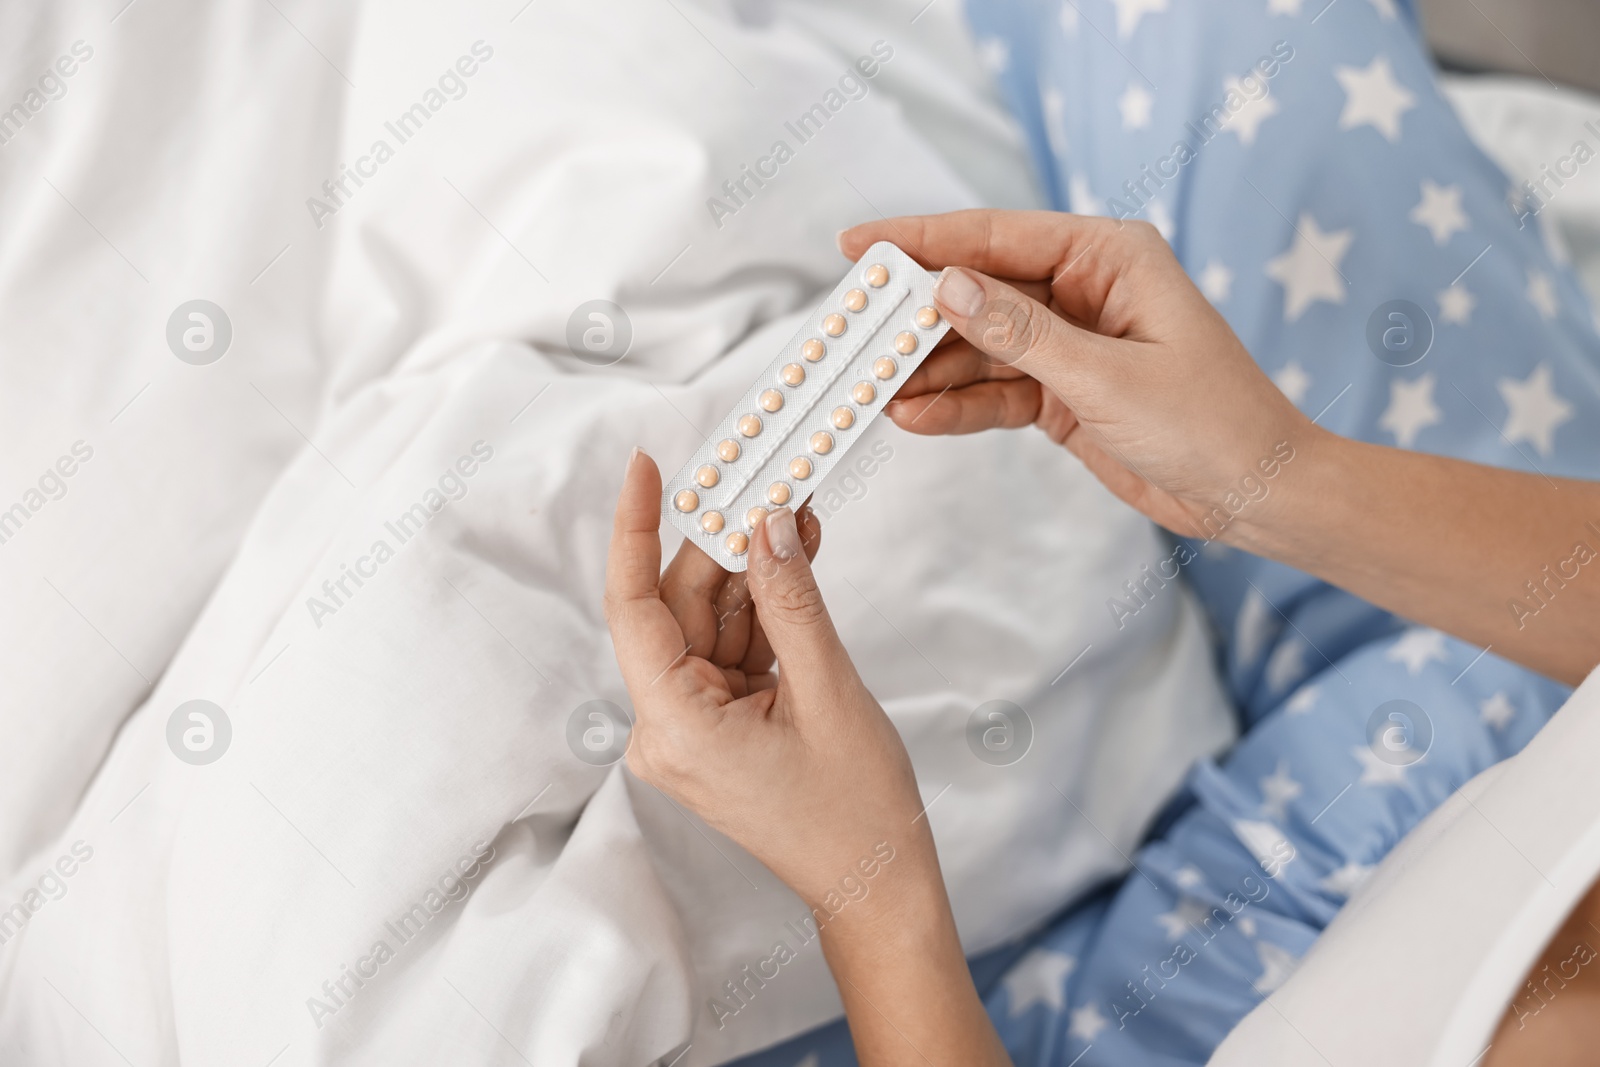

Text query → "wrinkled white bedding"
[1442,73,1600,306]
[0,2,1241,1065]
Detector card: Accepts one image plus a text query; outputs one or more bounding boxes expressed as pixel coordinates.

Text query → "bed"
[0,1,1597,1065]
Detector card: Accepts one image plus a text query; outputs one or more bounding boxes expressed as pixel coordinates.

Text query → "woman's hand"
[841,210,1320,543]
[604,449,1011,1066]
[604,448,935,907]
[844,209,1600,686]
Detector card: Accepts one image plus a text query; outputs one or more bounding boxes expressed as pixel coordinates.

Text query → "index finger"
[839,209,1141,329]
[893,338,1030,400]
[603,449,692,694]
[840,209,1117,277]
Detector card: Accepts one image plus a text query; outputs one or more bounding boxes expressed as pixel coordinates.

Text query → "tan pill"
[852,381,876,405]
[802,339,825,362]
[780,363,805,387]
[767,482,791,506]
[832,406,855,430]
[746,506,768,529]
[789,456,813,480]
[738,414,762,437]
[864,263,889,287]
[695,465,719,488]
[759,389,784,413]
[674,489,699,512]
[810,431,834,454]
[873,356,897,380]
[916,305,940,328]
[726,531,749,555]
[843,288,867,312]
[717,438,741,462]
[701,511,725,533]
[894,331,917,355]
[822,313,846,337]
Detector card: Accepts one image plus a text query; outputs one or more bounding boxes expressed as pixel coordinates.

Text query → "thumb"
[932,265,1107,384]
[746,507,853,690]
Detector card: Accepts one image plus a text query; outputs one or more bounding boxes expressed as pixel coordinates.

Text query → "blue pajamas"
[734,0,1599,1062]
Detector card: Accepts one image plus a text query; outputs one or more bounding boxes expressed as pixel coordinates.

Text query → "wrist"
[811,838,1009,1066]
[811,835,958,970]
[1214,421,1347,557]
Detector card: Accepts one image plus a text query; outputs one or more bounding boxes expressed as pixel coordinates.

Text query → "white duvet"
[0,1,1235,1064]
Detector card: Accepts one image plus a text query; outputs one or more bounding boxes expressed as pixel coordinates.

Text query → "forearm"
[1232,428,1600,686]
[815,846,1010,1067]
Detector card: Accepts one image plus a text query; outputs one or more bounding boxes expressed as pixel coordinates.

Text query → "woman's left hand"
[604,448,938,909]
[605,448,1012,1066]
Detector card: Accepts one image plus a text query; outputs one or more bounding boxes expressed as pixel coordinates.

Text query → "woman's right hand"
[844,210,1600,687]
[840,210,1320,544]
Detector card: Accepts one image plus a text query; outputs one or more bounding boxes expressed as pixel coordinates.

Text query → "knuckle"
[979,211,997,262]
[603,593,645,633]
[906,215,932,256]
[1132,232,1174,268]
[1009,378,1046,426]
[628,726,685,788]
[1086,214,1124,242]
[1131,220,1162,244]
[1018,298,1055,347]
[624,732,655,782]
[765,574,828,626]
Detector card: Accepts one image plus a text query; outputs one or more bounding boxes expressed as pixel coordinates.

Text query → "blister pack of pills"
[661,241,950,571]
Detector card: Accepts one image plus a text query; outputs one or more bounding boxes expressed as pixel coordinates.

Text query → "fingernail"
[765,507,801,561]
[627,446,642,469]
[835,228,848,251]
[934,266,985,319]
